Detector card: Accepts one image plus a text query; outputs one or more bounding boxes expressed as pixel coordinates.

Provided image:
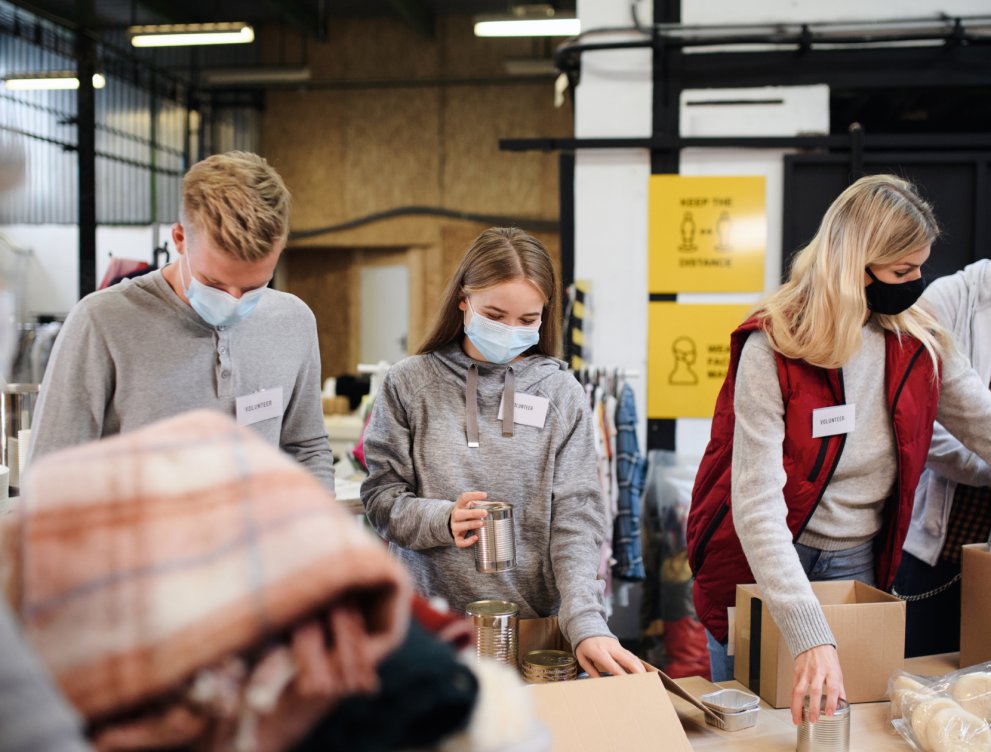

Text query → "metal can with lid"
[522,649,578,683]
[797,697,850,752]
[466,599,519,668]
[473,501,516,573]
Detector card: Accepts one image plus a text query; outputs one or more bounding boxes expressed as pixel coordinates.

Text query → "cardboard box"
[523,619,694,749]
[530,670,694,751]
[961,543,991,668]
[733,580,905,707]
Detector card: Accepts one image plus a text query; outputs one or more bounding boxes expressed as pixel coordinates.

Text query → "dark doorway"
[782,154,991,282]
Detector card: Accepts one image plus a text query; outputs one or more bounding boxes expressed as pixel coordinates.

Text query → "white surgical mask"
[464,298,540,364]
[180,251,266,328]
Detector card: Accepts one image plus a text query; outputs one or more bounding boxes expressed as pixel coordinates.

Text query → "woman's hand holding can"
[450,491,488,547]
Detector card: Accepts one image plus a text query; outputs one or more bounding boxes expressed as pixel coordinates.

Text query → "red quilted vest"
[686,316,940,644]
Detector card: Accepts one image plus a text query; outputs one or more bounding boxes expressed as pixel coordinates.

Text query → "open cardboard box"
[961,543,991,668]
[529,665,694,751]
[519,620,693,751]
[733,580,905,707]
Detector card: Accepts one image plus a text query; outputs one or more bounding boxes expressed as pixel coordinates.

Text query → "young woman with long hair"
[687,174,991,724]
[361,227,643,677]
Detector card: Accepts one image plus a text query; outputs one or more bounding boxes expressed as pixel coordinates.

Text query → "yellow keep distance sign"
[648,175,766,293]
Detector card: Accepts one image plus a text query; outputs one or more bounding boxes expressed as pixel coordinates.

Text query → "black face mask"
[864,267,926,315]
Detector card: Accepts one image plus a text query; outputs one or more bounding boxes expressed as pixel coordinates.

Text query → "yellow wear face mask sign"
[648,302,752,419]
[648,175,766,293]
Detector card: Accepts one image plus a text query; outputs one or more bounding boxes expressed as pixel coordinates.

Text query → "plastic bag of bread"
[888,664,991,752]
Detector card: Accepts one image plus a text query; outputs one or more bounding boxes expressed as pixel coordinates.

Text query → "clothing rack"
[573,366,640,406]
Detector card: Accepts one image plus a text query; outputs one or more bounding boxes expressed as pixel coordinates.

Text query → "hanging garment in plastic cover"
[639,449,711,678]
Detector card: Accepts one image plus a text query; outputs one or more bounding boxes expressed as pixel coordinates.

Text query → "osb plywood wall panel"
[261,14,568,250]
[343,88,443,219]
[443,84,566,218]
[265,90,347,233]
[443,16,546,75]
[261,14,569,378]
[319,16,443,80]
[282,247,354,378]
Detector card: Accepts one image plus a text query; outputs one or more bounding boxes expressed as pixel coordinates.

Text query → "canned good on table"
[472,501,516,573]
[522,650,578,684]
[797,697,850,752]
[466,599,519,668]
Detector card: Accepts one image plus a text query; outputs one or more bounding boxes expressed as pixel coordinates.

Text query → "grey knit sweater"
[733,320,991,656]
[360,343,612,648]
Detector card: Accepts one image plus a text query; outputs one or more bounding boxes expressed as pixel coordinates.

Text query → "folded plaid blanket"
[1,410,411,751]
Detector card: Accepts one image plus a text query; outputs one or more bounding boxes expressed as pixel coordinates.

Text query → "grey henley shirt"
[29,269,334,492]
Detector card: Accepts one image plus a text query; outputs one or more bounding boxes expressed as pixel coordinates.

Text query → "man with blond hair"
[29,151,334,492]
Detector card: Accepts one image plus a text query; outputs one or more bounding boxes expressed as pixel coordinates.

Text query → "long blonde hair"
[761,174,949,369]
[418,227,561,357]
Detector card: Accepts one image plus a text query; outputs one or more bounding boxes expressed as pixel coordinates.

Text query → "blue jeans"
[706,539,876,682]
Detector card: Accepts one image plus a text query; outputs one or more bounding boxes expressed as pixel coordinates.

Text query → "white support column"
[573,0,653,449]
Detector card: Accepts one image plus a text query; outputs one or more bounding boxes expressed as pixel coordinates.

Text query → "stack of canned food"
[522,649,579,684]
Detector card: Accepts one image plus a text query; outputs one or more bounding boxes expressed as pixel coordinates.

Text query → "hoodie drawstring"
[466,364,480,448]
[465,364,515,447]
[502,366,515,438]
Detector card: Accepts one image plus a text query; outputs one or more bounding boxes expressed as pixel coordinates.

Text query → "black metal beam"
[7,0,81,30]
[133,0,211,23]
[677,45,991,91]
[258,0,325,41]
[558,152,574,293]
[648,0,680,452]
[77,0,97,299]
[386,0,435,38]
[501,133,991,152]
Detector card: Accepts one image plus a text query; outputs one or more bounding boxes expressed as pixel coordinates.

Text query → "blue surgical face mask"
[180,251,266,328]
[464,298,541,364]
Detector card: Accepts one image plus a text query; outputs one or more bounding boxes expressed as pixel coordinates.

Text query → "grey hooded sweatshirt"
[360,342,612,648]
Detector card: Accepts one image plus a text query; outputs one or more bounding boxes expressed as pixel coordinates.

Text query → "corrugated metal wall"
[0,1,260,225]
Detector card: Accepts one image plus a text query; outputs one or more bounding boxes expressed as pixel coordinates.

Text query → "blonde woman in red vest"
[687,174,991,724]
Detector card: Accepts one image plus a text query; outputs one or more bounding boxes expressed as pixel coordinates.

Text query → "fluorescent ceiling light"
[201,66,311,86]
[3,72,106,90]
[129,22,254,48]
[474,16,580,37]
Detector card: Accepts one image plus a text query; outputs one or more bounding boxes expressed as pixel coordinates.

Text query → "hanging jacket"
[613,382,647,581]
[904,260,991,565]
[687,316,941,643]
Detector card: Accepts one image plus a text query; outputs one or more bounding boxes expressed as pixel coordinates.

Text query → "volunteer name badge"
[236,386,284,427]
[812,404,855,438]
[497,392,550,429]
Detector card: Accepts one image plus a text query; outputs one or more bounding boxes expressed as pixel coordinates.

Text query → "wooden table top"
[673,653,960,751]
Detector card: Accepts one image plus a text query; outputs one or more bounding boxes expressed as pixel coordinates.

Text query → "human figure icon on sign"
[679,211,697,252]
[715,210,733,252]
[669,337,699,385]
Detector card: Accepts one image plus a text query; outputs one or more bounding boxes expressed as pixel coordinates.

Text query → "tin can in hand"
[472,501,516,573]
[797,697,850,752]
